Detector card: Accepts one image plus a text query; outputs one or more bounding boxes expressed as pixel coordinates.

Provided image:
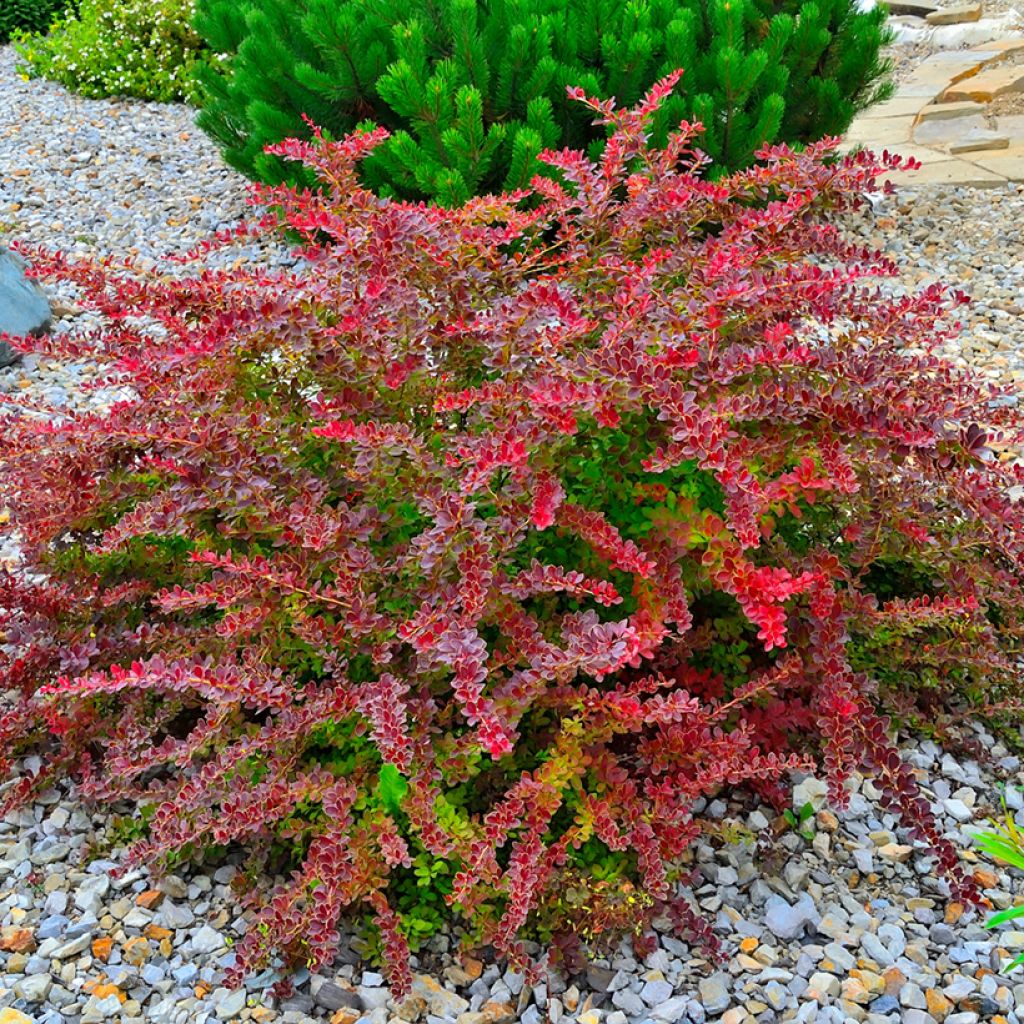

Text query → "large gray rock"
[0,246,52,368]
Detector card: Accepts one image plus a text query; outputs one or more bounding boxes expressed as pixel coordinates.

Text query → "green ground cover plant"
[978,795,1024,971]
[15,0,211,102]
[194,0,894,203]
[0,81,1019,992]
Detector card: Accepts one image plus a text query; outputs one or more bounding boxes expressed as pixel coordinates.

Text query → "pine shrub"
[193,0,894,205]
[0,0,75,43]
[14,0,212,103]
[1,82,1018,992]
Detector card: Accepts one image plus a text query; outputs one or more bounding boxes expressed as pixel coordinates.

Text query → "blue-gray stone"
[86,859,119,874]
[697,973,731,1015]
[36,915,68,939]
[870,995,900,1013]
[0,247,50,366]
[685,1001,707,1023]
[314,982,362,1012]
[861,931,895,966]
[159,900,194,929]
[65,916,96,939]
[215,987,247,1019]
[243,968,278,990]
[141,964,165,985]
[279,994,314,1014]
[765,892,820,939]
[172,963,199,985]
[641,979,674,1005]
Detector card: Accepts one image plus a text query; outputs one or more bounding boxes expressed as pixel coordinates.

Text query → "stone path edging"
[845,37,1024,184]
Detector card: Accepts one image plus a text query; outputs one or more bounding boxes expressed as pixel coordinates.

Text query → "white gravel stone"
[190,924,225,954]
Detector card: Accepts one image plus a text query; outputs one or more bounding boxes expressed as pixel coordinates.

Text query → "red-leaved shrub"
[2,76,1023,991]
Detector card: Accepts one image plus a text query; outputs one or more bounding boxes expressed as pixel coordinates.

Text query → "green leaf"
[377,763,408,817]
[976,834,1024,872]
[985,904,1024,929]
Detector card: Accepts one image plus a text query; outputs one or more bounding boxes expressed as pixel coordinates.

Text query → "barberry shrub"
[1,79,1022,992]
[194,0,893,204]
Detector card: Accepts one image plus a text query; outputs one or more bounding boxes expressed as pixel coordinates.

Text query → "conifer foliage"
[0,0,74,43]
[193,0,893,204]
[1,83,1019,992]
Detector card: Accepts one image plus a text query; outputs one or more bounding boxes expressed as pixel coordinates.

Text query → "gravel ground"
[0,48,251,265]
[3,33,1024,1024]
[842,186,1024,388]
[1,731,1023,1024]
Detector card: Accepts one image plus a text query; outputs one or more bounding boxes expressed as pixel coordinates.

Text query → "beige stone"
[971,37,1024,57]
[943,66,1024,101]
[915,100,988,122]
[883,0,939,13]
[0,1012,34,1024]
[875,841,915,860]
[926,987,953,1021]
[995,113,1024,142]
[948,129,1010,152]
[968,146,1024,180]
[841,977,873,1004]
[905,51,994,91]
[914,113,989,145]
[330,1011,361,1024]
[883,967,907,995]
[861,144,952,165]
[869,96,931,119]
[843,117,915,147]
[926,2,982,24]
[884,158,1007,185]
[895,82,946,101]
[974,866,1001,888]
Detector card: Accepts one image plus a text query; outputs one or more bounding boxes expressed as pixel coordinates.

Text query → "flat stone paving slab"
[971,38,1024,56]
[926,2,982,24]
[844,118,915,146]
[995,114,1024,141]
[903,56,995,89]
[915,100,988,122]
[882,158,1008,185]
[943,66,1024,101]
[853,144,961,165]
[914,113,989,145]
[967,146,1024,179]
[845,36,1024,184]
[948,129,1010,152]
[870,96,938,118]
[882,0,938,14]
[896,82,949,99]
